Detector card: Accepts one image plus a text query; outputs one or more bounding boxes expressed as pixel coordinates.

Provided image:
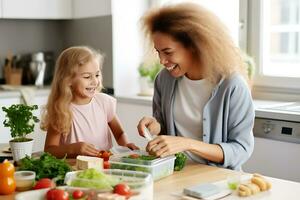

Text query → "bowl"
[227,174,241,190]
[14,171,36,191]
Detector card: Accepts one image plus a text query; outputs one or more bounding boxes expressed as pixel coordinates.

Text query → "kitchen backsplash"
[0,16,113,89]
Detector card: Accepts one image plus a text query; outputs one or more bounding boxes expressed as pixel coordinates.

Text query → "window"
[263,0,300,77]
[249,0,300,91]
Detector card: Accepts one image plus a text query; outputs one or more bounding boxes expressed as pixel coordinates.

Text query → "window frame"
[246,0,300,97]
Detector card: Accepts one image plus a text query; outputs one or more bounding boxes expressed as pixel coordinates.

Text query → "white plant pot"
[9,139,34,162]
[138,77,154,96]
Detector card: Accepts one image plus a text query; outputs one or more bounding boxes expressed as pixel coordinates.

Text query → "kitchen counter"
[0,85,50,98]
[154,163,300,199]
[1,149,299,200]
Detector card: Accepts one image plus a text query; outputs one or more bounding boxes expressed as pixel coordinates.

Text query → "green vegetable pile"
[19,152,71,185]
[71,168,119,190]
[125,155,157,161]
[174,152,187,171]
[121,154,157,166]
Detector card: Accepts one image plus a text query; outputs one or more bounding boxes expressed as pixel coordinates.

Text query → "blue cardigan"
[153,69,255,170]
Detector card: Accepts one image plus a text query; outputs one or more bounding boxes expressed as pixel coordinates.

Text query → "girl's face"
[71,58,101,104]
[153,32,202,80]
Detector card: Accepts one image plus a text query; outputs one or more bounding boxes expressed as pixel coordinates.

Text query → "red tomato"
[46,188,69,200]
[102,151,111,161]
[103,161,110,169]
[129,154,140,159]
[72,189,84,199]
[97,150,104,157]
[33,178,55,190]
[113,183,131,196]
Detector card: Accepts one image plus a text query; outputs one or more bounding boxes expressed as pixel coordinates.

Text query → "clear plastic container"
[64,169,153,200]
[14,171,36,191]
[109,151,175,181]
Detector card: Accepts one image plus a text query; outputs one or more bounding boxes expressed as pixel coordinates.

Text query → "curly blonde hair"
[142,3,248,84]
[41,46,104,135]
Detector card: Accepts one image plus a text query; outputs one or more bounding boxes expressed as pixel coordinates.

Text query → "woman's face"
[152,32,202,80]
[71,58,101,104]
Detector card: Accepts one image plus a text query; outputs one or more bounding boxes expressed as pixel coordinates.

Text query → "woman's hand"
[137,116,161,137]
[72,142,99,157]
[146,135,189,157]
[126,143,140,150]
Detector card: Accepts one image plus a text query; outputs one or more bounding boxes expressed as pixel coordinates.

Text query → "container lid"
[110,150,175,166]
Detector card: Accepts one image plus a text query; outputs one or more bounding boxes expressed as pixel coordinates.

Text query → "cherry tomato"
[33,178,55,190]
[103,161,110,169]
[46,188,69,200]
[113,183,131,196]
[0,159,15,178]
[72,189,84,199]
[129,154,140,159]
[102,151,111,161]
[0,176,16,195]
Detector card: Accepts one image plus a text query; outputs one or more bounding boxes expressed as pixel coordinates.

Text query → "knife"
[143,127,153,141]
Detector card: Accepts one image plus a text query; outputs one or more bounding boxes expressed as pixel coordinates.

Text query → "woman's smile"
[166,64,178,71]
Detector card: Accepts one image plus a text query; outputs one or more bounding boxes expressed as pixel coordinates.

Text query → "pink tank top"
[60,93,116,150]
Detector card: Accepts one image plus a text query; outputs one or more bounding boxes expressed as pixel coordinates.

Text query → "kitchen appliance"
[30,52,46,87]
[254,102,300,144]
[243,101,300,182]
[20,52,55,86]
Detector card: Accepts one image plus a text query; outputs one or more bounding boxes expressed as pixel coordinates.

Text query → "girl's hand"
[146,135,188,157]
[137,116,161,137]
[126,143,140,150]
[72,142,99,156]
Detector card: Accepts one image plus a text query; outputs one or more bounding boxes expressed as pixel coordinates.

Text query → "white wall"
[112,0,149,96]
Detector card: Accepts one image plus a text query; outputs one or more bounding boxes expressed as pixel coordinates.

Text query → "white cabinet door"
[0,97,22,144]
[73,0,111,19]
[27,94,49,153]
[2,0,72,19]
[0,0,2,18]
[116,101,152,148]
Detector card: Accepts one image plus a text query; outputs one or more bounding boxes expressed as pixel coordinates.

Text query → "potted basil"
[2,104,39,161]
[138,60,162,96]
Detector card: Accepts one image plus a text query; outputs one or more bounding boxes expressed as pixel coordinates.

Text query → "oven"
[243,102,300,182]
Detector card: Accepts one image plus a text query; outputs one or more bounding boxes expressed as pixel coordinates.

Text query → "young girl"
[42,46,139,158]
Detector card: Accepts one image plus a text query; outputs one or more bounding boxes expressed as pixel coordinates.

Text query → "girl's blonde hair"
[142,3,248,84]
[41,46,104,135]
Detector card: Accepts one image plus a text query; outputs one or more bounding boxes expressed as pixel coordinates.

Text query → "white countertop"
[0,85,50,98]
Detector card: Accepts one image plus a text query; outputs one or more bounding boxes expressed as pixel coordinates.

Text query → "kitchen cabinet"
[116,96,152,148]
[0,0,111,20]
[73,0,111,19]
[2,0,72,19]
[27,94,48,153]
[0,0,2,18]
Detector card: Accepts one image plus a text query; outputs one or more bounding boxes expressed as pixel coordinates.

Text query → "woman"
[137,3,254,170]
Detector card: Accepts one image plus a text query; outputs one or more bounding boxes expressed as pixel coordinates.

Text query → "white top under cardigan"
[174,75,214,164]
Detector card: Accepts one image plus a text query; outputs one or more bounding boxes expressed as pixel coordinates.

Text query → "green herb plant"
[2,104,39,142]
[174,152,187,171]
[138,61,162,82]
